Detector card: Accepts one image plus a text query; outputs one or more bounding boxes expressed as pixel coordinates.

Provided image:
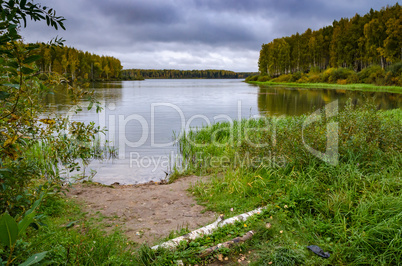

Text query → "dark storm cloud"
[93,0,181,25]
[20,0,400,71]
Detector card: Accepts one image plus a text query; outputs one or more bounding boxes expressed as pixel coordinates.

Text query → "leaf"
[39,118,56,125]
[3,135,18,147]
[23,55,41,64]
[3,83,20,89]
[64,221,78,229]
[0,212,18,247]
[0,168,11,173]
[4,68,18,75]
[21,67,35,74]
[0,91,10,100]
[19,251,48,266]
[20,0,27,8]
[6,61,19,69]
[87,101,93,111]
[25,195,43,216]
[18,212,35,235]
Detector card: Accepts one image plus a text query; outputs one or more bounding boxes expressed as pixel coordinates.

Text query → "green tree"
[0,1,104,264]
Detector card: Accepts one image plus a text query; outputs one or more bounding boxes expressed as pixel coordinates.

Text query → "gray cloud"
[93,0,181,25]
[20,0,400,71]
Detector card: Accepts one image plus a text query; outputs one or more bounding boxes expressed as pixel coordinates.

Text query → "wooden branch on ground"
[151,207,265,250]
[200,230,255,258]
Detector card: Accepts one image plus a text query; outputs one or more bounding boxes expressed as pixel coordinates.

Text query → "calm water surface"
[45,79,401,184]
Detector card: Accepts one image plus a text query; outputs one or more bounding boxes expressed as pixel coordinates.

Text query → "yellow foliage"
[337,79,347,85]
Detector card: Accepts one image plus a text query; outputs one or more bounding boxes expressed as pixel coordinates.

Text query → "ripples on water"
[44,79,401,184]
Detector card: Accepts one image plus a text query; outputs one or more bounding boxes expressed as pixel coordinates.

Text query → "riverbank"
[247,80,402,93]
[8,103,401,265]
[13,177,222,265]
[66,176,216,245]
[170,104,402,265]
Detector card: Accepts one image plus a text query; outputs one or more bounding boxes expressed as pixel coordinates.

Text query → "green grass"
[3,102,400,265]
[169,101,402,265]
[247,81,402,93]
[0,194,138,265]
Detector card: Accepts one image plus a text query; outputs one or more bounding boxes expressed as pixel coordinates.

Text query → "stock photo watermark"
[65,100,340,172]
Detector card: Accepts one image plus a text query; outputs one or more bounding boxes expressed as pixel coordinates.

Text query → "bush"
[369,69,385,85]
[289,71,302,82]
[307,74,321,83]
[337,79,347,85]
[245,75,259,82]
[257,75,271,82]
[322,68,354,83]
[346,72,359,84]
[386,62,402,76]
[321,68,336,82]
[272,74,292,82]
[296,74,309,83]
[358,65,383,83]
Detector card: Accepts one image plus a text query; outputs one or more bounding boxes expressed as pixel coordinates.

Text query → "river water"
[44,79,401,184]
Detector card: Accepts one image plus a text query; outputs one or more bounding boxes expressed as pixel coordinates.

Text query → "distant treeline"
[34,43,122,81]
[121,69,257,79]
[258,3,402,76]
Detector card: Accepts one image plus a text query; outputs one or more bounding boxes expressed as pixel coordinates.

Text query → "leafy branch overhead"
[0,0,65,44]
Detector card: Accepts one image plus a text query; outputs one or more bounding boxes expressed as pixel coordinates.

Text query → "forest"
[257,3,402,83]
[121,69,255,79]
[32,44,254,81]
[33,43,123,81]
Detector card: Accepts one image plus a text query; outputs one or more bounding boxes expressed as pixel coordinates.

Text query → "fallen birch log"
[151,207,265,250]
[200,230,255,258]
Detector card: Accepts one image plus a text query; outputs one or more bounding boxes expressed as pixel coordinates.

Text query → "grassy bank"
[246,64,402,93]
[2,102,401,265]
[169,102,402,265]
[0,191,138,265]
[247,80,402,93]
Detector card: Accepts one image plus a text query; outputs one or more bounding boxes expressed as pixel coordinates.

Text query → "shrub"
[245,75,259,82]
[346,72,359,84]
[272,74,292,82]
[257,75,271,82]
[307,74,321,83]
[321,68,336,82]
[358,65,383,83]
[337,79,347,85]
[386,62,402,76]
[296,74,309,83]
[289,71,302,82]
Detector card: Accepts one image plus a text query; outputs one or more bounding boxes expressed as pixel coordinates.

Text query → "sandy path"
[67,176,217,245]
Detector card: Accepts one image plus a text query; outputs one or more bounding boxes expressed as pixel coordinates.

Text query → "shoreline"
[66,175,216,245]
[247,80,402,93]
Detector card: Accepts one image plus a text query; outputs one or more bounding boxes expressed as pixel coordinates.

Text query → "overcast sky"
[21,0,399,72]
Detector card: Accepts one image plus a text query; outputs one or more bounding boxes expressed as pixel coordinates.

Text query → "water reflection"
[44,82,124,113]
[257,86,402,116]
[42,80,401,184]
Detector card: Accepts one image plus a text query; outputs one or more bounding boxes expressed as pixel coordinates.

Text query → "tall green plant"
[0,195,45,266]
[0,0,106,263]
